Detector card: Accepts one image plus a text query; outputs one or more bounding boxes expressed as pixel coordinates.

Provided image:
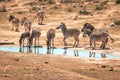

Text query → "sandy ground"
[0,0,120,80]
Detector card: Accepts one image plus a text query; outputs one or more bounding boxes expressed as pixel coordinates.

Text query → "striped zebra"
[21,17,32,32]
[19,31,30,46]
[56,22,80,47]
[9,15,19,31]
[46,28,55,49]
[37,10,45,25]
[28,27,41,48]
[81,23,114,49]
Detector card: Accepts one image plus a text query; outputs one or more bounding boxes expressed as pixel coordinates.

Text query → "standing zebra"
[81,23,114,49]
[19,31,30,46]
[28,27,41,48]
[9,15,19,31]
[37,10,45,25]
[56,22,80,47]
[21,17,32,32]
[46,28,55,49]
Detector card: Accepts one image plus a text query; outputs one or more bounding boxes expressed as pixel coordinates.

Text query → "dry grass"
[0,0,120,80]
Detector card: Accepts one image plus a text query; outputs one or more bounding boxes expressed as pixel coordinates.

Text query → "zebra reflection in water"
[63,48,79,57]
[19,46,31,53]
[89,51,106,58]
[47,48,54,54]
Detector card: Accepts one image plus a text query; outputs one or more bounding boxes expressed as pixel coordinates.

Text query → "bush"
[95,5,104,10]
[79,10,92,15]
[51,5,60,10]
[116,0,120,4]
[0,5,7,12]
[48,0,55,4]
[61,0,73,3]
[114,20,120,25]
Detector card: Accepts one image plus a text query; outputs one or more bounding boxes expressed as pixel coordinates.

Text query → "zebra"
[21,17,32,32]
[46,28,55,49]
[37,10,45,25]
[56,22,80,47]
[9,15,19,31]
[19,31,30,47]
[28,27,41,48]
[81,23,114,49]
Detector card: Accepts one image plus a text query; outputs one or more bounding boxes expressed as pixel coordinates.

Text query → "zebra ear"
[61,22,65,25]
[55,26,59,30]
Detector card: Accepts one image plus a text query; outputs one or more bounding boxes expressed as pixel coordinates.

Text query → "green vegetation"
[114,20,120,25]
[48,0,55,4]
[116,0,120,4]
[79,10,92,15]
[60,0,73,3]
[95,5,104,10]
[0,5,7,12]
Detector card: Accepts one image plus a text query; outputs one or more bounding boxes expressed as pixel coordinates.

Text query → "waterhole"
[0,46,119,59]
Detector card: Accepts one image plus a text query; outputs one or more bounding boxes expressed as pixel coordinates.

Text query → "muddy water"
[0,46,119,59]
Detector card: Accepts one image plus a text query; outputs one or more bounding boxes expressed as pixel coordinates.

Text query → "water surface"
[0,46,119,59]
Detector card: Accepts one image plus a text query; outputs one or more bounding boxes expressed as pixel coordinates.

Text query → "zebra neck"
[87,32,92,37]
[61,27,67,35]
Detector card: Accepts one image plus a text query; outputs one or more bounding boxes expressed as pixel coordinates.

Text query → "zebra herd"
[8,12,113,50]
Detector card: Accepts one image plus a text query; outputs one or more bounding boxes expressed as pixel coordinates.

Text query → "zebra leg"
[93,41,96,49]
[35,38,36,47]
[41,17,44,25]
[76,38,79,47]
[38,18,41,25]
[100,41,104,49]
[25,26,27,32]
[52,39,54,48]
[90,39,92,48]
[73,37,77,47]
[15,23,19,32]
[40,18,42,25]
[104,38,108,49]
[12,23,14,31]
[38,37,39,46]
[63,37,67,46]
[23,39,24,47]
[29,25,31,32]
[102,38,108,49]
[27,37,29,46]
[15,24,17,31]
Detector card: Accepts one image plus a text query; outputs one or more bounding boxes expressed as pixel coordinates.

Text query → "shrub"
[16,11,25,14]
[0,5,7,12]
[79,10,92,15]
[116,0,120,4]
[114,20,120,25]
[48,0,55,4]
[61,0,73,3]
[51,5,60,10]
[86,0,92,2]
[0,0,6,2]
[95,5,104,10]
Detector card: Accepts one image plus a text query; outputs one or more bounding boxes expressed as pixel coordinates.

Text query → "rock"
[14,58,19,61]
[101,65,107,68]
[109,67,114,71]
[44,62,48,64]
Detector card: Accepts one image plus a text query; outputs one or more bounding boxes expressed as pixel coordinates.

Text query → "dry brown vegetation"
[0,0,120,80]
